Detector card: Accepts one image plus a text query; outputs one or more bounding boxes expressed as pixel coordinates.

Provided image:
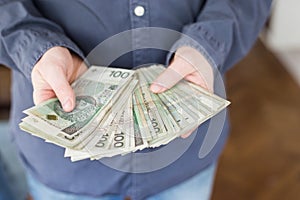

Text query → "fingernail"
[150,83,163,93]
[62,98,73,112]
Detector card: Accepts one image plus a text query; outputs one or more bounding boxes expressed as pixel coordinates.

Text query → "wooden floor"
[212,41,300,200]
[0,41,299,199]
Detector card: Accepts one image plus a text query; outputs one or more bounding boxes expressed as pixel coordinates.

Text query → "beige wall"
[265,0,300,51]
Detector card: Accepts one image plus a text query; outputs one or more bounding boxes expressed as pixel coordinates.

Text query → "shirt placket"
[129,0,150,68]
[127,1,150,199]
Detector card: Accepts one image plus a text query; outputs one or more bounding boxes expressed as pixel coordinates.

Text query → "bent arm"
[0,0,84,79]
[167,0,272,74]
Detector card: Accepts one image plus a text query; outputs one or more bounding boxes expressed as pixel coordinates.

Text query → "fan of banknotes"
[19,65,230,162]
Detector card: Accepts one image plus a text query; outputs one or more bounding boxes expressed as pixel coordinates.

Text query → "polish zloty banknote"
[23,66,135,148]
[20,65,230,161]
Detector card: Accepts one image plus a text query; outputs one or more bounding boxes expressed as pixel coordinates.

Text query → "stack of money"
[20,65,230,162]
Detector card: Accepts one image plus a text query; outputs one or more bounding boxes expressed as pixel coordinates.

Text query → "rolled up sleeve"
[167,0,272,74]
[0,0,84,80]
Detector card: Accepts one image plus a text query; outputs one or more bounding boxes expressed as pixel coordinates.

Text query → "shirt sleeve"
[166,0,272,74]
[0,0,84,80]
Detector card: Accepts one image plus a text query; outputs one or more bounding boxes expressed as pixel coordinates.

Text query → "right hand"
[31,46,87,112]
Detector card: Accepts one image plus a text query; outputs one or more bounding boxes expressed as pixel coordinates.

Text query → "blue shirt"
[0,0,271,199]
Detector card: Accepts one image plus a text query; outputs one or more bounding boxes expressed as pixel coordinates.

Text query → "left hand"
[150,46,214,138]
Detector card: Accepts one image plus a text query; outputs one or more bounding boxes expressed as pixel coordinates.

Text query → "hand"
[31,46,87,112]
[150,46,214,138]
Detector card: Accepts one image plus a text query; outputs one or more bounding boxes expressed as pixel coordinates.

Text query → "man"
[0,0,271,199]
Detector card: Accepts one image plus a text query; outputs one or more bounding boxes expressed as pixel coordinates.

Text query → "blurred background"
[0,1,300,199]
[212,1,300,199]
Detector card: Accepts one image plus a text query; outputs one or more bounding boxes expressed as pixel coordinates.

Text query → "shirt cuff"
[166,24,228,75]
[11,30,84,81]
[166,35,216,69]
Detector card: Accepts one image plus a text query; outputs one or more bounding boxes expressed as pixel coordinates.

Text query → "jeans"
[0,121,28,200]
[27,163,216,200]
[0,153,14,200]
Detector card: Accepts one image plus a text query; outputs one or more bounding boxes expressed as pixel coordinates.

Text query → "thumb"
[42,67,76,112]
[150,57,195,93]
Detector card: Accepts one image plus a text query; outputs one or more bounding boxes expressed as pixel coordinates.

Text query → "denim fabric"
[0,121,28,200]
[0,154,15,200]
[27,163,216,200]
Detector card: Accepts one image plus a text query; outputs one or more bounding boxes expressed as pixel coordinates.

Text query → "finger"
[32,68,56,105]
[181,127,197,139]
[184,73,213,92]
[77,62,88,77]
[69,55,88,83]
[33,89,56,105]
[42,66,75,112]
[150,57,195,93]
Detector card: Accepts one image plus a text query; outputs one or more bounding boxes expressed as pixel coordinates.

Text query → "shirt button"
[134,5,145,17]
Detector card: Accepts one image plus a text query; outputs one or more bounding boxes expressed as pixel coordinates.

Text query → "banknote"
[21,65,230,161]
[23,66,135,148]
